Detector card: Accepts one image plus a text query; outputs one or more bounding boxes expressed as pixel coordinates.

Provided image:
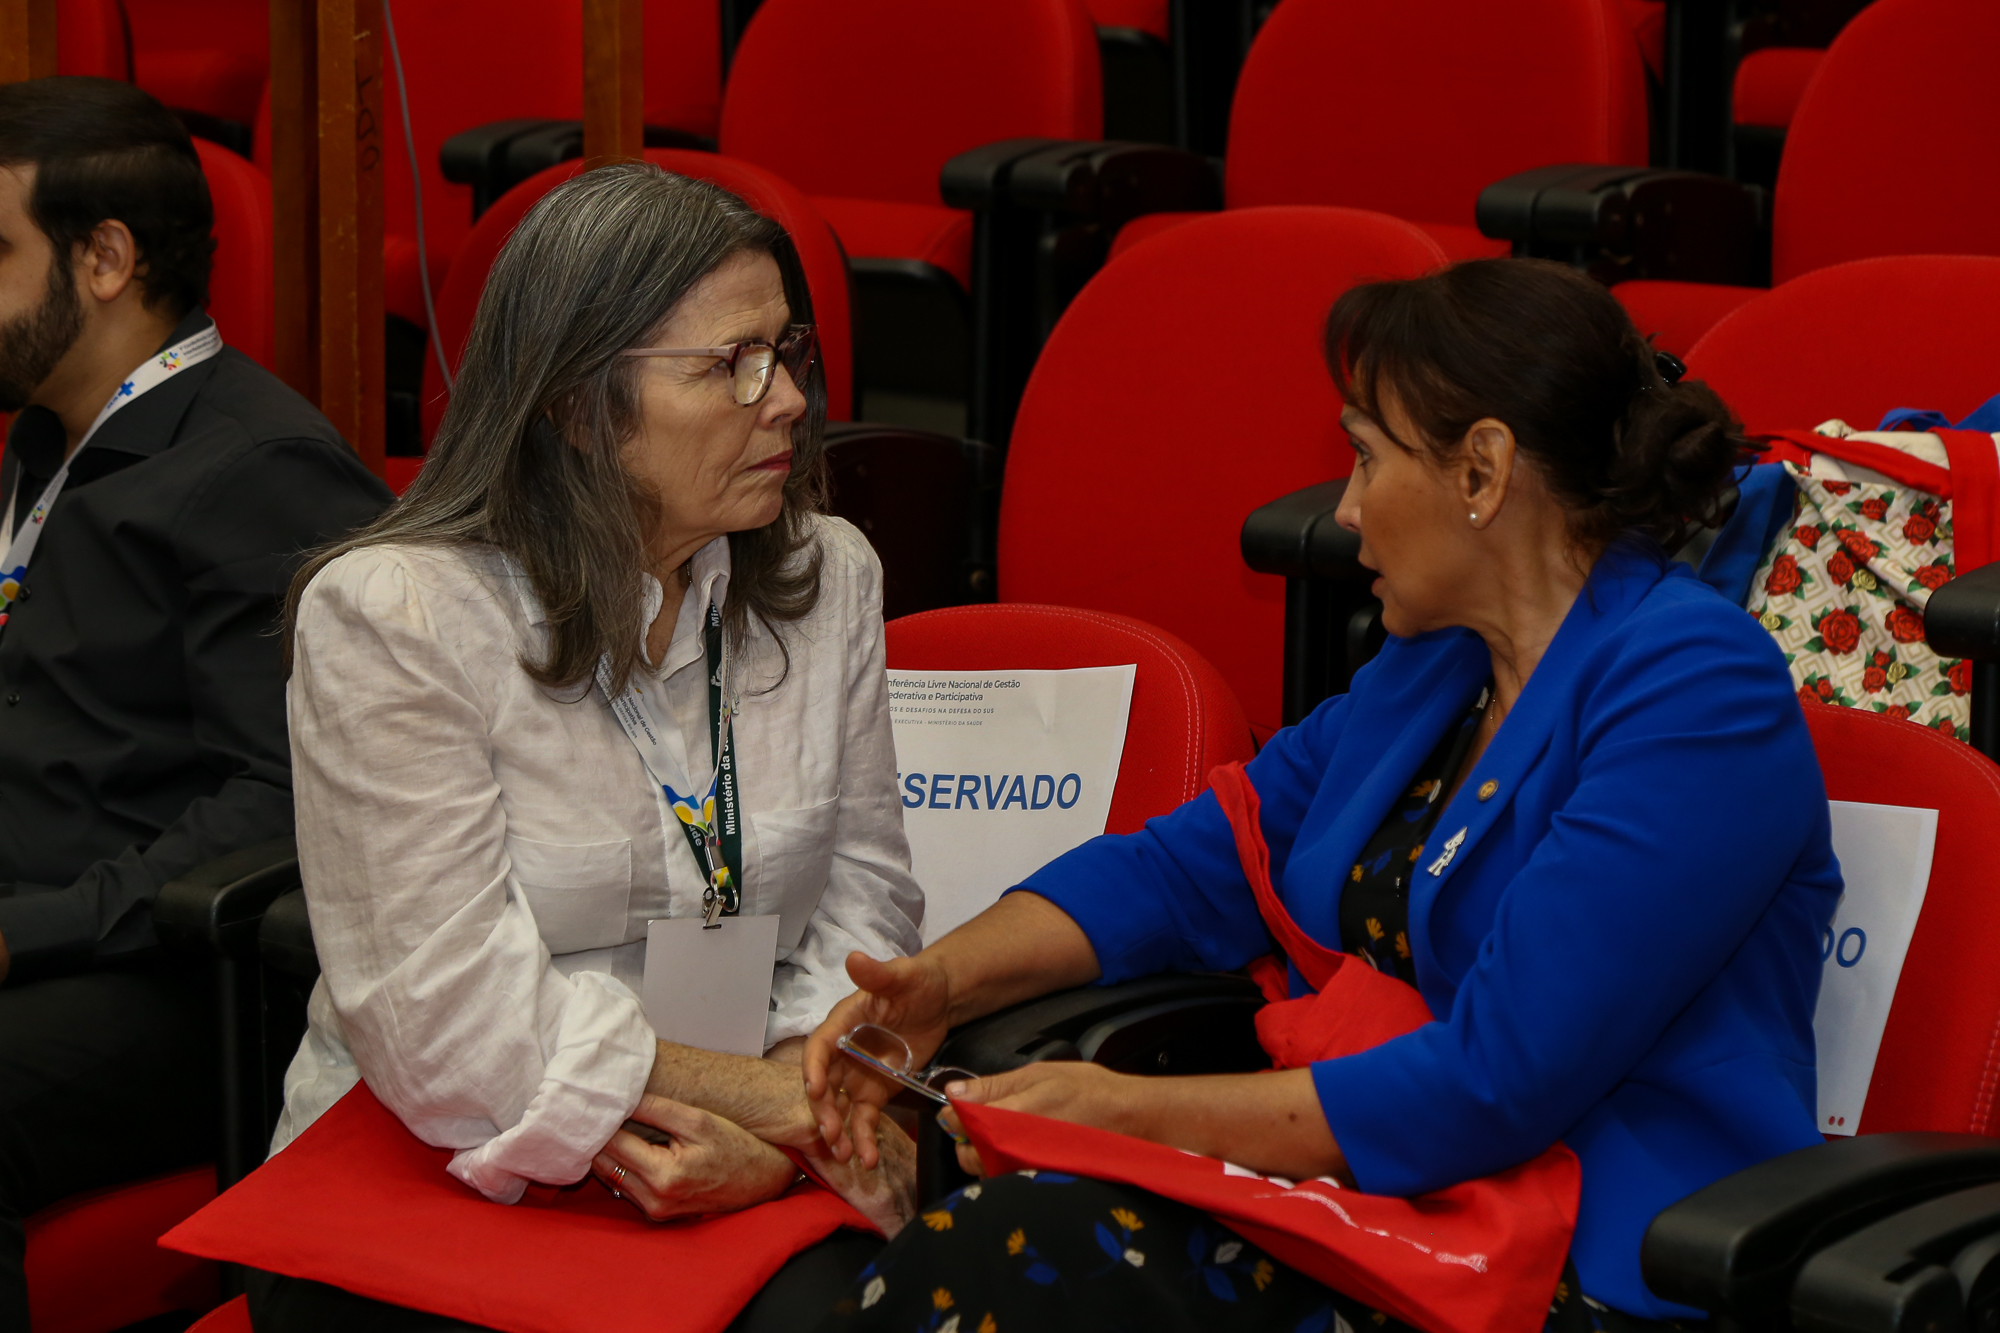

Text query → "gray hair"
[285,162,828,692]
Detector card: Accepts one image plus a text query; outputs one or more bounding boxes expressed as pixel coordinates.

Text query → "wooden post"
[583,0,644,165]
[0,0,55,84]
[270,0,320,403]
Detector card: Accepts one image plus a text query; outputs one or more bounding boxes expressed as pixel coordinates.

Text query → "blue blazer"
[1021,544,1842,1318]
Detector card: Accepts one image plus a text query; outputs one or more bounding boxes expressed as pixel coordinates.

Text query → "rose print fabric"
[1745,423,1974,743]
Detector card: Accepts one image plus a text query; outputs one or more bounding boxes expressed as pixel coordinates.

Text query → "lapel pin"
[1478,779,1498,801]
[1427,826,1467,876]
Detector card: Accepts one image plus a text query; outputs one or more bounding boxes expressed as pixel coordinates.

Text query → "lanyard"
[599,598,743,927]
[0,323,223,629]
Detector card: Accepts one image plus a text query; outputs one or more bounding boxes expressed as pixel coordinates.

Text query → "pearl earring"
[1469,512,1479,522]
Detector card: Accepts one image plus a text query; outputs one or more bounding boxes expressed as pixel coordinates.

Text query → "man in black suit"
[0,77,390,1325]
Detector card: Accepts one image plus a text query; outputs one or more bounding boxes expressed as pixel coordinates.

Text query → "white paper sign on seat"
[888,666,1137,945]
[1814,799,1938,1135]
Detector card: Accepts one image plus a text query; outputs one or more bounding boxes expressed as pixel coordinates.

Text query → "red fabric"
[161,1084,872,1333]
[126,0,267,123]
[808,195,975,287]
[1799,705,2000,1134]
[643,0,723,138]
[957,762,1581,1333]
[884,604,1254,835]
[1759,429,1955,498]
[1937,429,2000,571]
[1684,255,2000,434]
[1087,0,1170,37]
[26,1167,218,1333]
[382,233,455,332]
[1773,0,2000,284]
[1613,278,1763,361]
[1620,0,1665,81]
[1108,210,1202,261]
[720,0,1101,209]
[188,1295,251,1332]
[419,149,855,448]
[1412,221,1513,262]
[194,140,275,373]
[1226,0,1648,233]
[1731,47,1825,129]
[999,207,1447,736]
[55,0,130,80]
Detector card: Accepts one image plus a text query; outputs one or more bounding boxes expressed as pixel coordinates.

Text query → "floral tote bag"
[1745,422,2000,742]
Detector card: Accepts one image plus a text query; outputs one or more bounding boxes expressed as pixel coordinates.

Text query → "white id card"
[642,915,781,1057]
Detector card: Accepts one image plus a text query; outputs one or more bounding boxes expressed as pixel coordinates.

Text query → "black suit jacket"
[0,312,392,976]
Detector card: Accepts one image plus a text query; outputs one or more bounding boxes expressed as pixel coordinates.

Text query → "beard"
[0,255,83,413]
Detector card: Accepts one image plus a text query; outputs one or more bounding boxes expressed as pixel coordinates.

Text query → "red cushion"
[1731,46,1825,129]
[885,604,1254,833]
[419,149,855,449]
[1774,0,2000,284]
[1620,0,1665,81]
[134,51,266,128]
[125,0,268,120]
[1086,0,1170,38]
[1226,0,1648,234]
[1684,255,2000,434]
[1411,220,1512,262]
[809,195,974,287]
[26,1167,218,1333]
[720,0,1101,209]
[1800,704,2000,1135]
[643,0,723,137]
[193,139,275,373]
[189,1295,251,1332]
[382,234,454,332]
[1612,278,1763,361]
[1108,210,1203,261]
[999,206,1448,736]
[56,0,129,80]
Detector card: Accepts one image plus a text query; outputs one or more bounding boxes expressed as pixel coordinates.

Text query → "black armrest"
[440,120,720,222]
[153,837,301,960]
[1475,163,1768,286]
[1640,1132,2000,1326]
[1240,478,1361,582]
[937,137,1075,211]
[917,974,1266,1202]
[1240,479,1382,722]
[1790,1181,2000,1333]
[258,888,320,982]
[825,422,999,617]
[1001,139,1221,237]
[1924,562,2000,662]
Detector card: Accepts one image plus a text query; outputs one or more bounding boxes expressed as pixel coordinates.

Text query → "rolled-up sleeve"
[289,552,653,1204]
[767,532,924,1044]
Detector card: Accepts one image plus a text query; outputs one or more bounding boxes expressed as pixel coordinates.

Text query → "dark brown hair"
[1324,258,1754,553]
[284,163,827,693]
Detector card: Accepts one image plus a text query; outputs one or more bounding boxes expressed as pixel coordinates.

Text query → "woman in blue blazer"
[803,260,1842,1332]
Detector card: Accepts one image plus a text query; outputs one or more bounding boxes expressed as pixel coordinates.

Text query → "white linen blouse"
[271,514,924,1204]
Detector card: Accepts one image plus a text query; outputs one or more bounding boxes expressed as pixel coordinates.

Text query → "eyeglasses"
[622,323,818,406]
[835,1023,978,1105]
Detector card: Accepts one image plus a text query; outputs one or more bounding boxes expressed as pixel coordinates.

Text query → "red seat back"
[126,0,266,126]
[1684,255,2000,435]
[1225,0,1648,231]
[417,151,853,456]
[998,206,1447,737]
[643,0,724,139]
[56,0,130,79]
[1801,704,2000,1135]
[1774,0,2000,285]
[26,1166,218,1333]
[193,139,274,373]
[885,604,1253,834]
[720,0,1101,209]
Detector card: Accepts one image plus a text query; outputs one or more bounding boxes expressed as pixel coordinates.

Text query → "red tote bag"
[959,763,1580,1333]
[161,1083,873,1333]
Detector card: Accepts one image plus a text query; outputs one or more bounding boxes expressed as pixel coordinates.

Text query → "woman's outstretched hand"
[802,950,953,1168]
[591,1094,797,1221]
[935,1061,1136,1177]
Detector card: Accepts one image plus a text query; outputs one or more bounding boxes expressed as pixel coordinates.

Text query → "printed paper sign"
[1814,799,1937,1135]
[889,666,1137,944]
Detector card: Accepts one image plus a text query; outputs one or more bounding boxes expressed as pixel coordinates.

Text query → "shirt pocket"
[504,833,634,955]
[748,795,839,951]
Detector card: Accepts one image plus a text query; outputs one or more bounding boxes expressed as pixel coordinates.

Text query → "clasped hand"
[591,1094,797,1222]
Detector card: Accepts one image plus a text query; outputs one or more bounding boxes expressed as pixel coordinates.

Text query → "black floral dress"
[815,689,1708,1333]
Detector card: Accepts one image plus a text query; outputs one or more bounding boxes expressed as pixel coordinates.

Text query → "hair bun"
[1602,372,1748,550]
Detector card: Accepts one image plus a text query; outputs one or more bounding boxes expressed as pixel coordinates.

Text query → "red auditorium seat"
[193,139,275,373]
[25,1166,218,1333]
[1683,255,2000,436]
[885,605,1254,833]
[1086,0,1169,39]
[1731,46,1825,134]
[720,0,1101,293]
[55,0,130,80]
[999,206,1447,738]
[1617,0,2000,357]
[187,1294,251,1332]
[409,149,853,492]
[125,0,267,130]
[1111,0,1649,263]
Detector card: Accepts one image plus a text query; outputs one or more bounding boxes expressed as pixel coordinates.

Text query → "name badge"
[642,915,780,1057]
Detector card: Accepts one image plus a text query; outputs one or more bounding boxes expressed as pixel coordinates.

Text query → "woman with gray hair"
[249,164,923,1331]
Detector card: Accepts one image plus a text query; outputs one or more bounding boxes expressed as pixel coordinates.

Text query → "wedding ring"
[611,1163,629,1182]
